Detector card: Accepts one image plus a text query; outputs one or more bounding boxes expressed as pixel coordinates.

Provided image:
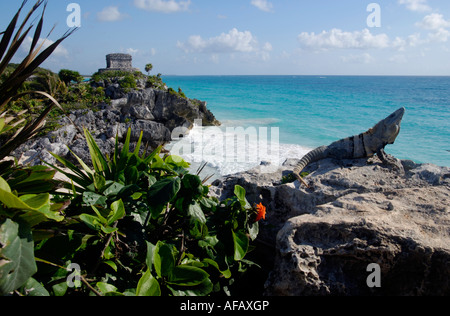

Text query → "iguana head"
[369,107,405,146]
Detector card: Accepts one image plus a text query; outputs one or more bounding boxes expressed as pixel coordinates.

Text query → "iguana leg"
[295,173,310,188]
[377,148,404,173]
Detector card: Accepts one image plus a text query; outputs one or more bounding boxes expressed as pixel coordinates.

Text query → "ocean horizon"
[163,75,450,176]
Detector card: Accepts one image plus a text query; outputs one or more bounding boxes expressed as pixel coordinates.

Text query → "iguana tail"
[293,146,328,187]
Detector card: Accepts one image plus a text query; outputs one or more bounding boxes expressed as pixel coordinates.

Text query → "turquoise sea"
[164,76,450,175]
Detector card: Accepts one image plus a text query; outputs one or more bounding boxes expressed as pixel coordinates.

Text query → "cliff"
[210,157,450,296]
[13,78,220,166]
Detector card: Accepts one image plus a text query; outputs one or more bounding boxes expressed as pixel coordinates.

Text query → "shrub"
[119,75,137,90]
[58,69,83,85]
[0,128,263,296]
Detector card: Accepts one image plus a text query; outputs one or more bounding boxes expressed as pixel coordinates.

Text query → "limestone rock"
[211,157,450,296]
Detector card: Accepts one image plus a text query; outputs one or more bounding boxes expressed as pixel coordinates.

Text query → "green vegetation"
[145,63,153,76]
[91,70,145,83]
[0,128,263,296]
[0,0,76,161]
[0,1,263,297]
[58,69,83,85]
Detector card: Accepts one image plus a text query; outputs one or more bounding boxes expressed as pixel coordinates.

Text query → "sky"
[2,0,450,75]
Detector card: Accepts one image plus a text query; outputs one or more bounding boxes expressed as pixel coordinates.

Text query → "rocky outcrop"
[210,157,450,296]
[13,84,220,166]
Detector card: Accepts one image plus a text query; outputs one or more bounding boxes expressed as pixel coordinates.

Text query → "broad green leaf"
[19,194,49,210]
[0,176,11,192]
[21,277,50,296]
[0,219,37,295]
[0,188,36,211]
[165,155,190,169]
[234,185,246,204]
[96,282,118,294]
[82,191,107,207]
[182,174,202,189]
[188,202,206,224]
[103,260,117,272]
[103,182,125,197]
[167,265,209,286]
[202,258,232,279]
[147,177,181,209]
[154,242,176,278]
[168,278,213,296]
[136,269,161,296]
[79,214,103,231]
[108,199,125,225]
[100,226,118,234]
[145,242,156,272]
[232,230,249,261]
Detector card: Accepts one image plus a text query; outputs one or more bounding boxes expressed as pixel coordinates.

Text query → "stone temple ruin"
[98,53,140,73]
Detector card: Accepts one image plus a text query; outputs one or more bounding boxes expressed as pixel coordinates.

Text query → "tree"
[145,63,153,75]
[58,69,83,85]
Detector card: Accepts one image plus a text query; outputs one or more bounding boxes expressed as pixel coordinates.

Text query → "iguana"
[294,107,405,187]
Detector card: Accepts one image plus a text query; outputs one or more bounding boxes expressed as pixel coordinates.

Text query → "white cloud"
[298,28,390,50]
[97,6,128,22]
[177,28,261,54]
[251,0,273,13]
[417,13,450,43]
[126,48,139,55]
[22,36,68,58]
[417,13,450,30]
[398,0,431,12]
[134,0,190,13]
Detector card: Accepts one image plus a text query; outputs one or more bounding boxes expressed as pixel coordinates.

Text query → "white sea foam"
[167,124,311,177]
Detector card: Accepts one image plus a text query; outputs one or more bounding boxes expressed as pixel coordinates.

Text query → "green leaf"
[234,185,246,204]
[82,191,107,207]
[188,201,206,224]
[0,219,37,295]
[108,199,125,225]
[94,174,106,191]
[136,269,161,296]
[168,277,213,296]
[101,226,118,234]
[147,178,181,219]
[84,129,109,175]
[0,188,35,211]
[103,182,125,197]
[96,282,118,295]
[21,277,50,296]
[145,242,156,273]
[165,155,190,169]
[0,176,11,192]
[182,174,202,189]
[232,230,249,261]
[79,214,103,231]
[154,242,176,278]
[19,194,49,210]
[168,265,209,286]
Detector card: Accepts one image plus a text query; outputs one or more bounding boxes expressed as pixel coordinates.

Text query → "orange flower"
[255,203,266,222]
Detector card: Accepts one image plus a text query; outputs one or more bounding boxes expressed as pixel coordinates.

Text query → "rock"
[211,157,450,296]
[12,84,219,169]
[129,120,171,148]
